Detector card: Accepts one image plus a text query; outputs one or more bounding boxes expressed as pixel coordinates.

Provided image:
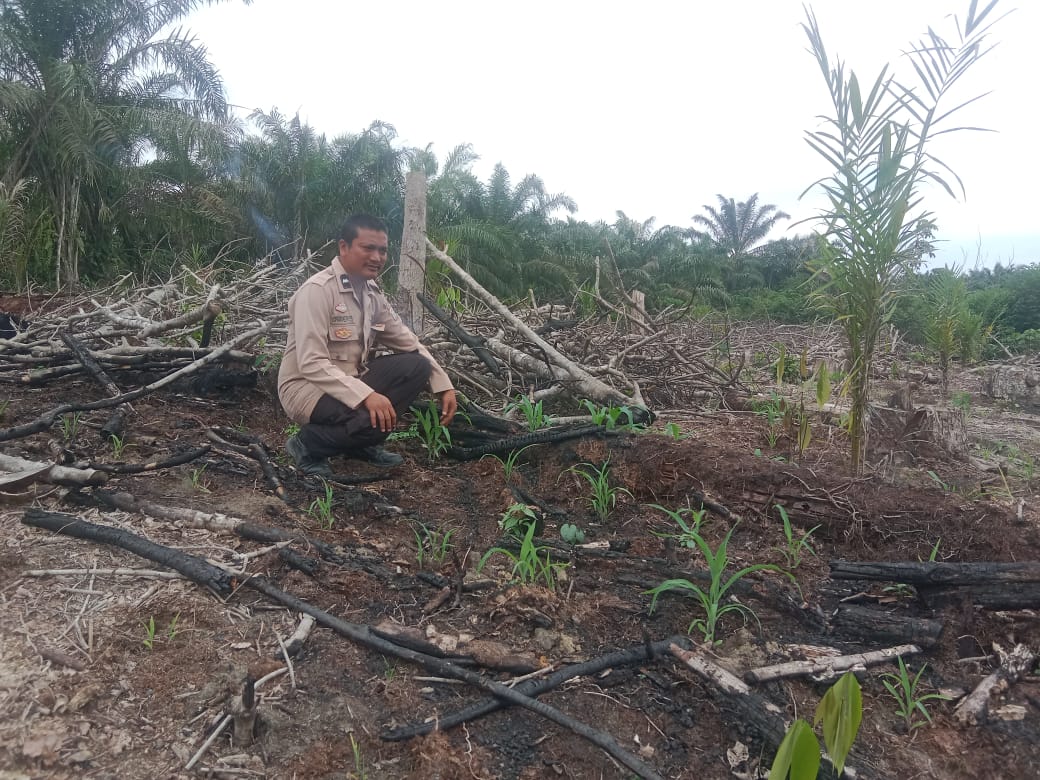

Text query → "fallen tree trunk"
[920,583,1040,611]
[831,604,944,648]
[830,560,1040,586]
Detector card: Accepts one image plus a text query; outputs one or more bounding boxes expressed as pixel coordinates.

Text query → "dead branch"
[418,292,502,378]
[89,445,211,474]
[954,643,1037,726]
[0,452,107,488]
[383,634,690,741]
[0,318,281,443]
[21,510,664,780]
[427,239,639,407]
[745,643,922,683]
[22,509,234,594]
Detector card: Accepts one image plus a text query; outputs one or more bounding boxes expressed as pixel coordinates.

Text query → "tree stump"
[982,364,1040,410]
[868,403,967,461]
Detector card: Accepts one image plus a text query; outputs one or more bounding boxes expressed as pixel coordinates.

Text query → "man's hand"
[438,389,457,426]
[362,392,396,432]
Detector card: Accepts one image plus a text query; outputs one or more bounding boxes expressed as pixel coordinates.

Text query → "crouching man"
[277,214,457,477]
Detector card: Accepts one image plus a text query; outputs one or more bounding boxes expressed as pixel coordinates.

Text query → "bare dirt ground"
[2,350,1040,780]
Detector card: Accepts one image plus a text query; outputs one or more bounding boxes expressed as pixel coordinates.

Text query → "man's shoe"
[355,445,404,467]
[286,434,333,478]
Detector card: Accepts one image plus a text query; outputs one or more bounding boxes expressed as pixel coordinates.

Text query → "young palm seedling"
[645,523,787,644]
[773,505,820,569]
[567,461,632,521]
[881,658,951,732]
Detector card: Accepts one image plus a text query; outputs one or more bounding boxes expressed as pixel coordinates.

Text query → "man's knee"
[398,351,432,381]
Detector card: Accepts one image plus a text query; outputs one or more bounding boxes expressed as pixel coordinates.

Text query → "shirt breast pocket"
[328,326,360,362]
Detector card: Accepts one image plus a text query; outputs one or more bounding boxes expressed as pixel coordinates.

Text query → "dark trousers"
[298,352,432,458]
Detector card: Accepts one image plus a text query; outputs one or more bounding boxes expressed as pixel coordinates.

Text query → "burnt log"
[832,604,944,648]
[920,583,1040,611]
[21,509,233,594]
[830,560,1040,586]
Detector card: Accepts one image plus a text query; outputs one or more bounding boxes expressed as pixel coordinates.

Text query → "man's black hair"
[339,214,389,245]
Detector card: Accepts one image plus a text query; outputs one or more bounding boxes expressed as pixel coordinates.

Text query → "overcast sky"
[186,0,1039,268]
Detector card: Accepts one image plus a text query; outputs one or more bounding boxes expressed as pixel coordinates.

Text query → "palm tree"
[237,108,333,261]
[801,2,1003,472]
[431,161,576,297]
[689,194,789,290]
[0,0,243,287]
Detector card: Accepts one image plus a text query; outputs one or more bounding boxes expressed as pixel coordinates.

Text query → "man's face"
[338,229,389,278]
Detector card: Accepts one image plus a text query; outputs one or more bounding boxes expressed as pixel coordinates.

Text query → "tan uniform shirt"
[277,257,453,424]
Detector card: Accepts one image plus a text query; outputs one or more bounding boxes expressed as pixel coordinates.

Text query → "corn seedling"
[142,616,157,650]
[412,523,455,568]
[770,671,862,779]
[308,479,336,529]
[108,434,129,458]
[881,658,950,731]
[189,465,211,493]
[485,444,535,481]
[751,393,786,448]
[648,503,707,550]
[166,613,181,641]
[507,394,551,431]
[478,520,567,590]
[499,502,539,538]
[0,399,9,419]
[412,401,451,460]
[927,470,953,493]
[645,523,787,644]
[662,422,687,440]
[814,359,832,408]
[927,538,941,562]
[60,411,82,443]
[350,733,367,780]
[774,505,819,569]
[285,422,301,437]
[567,461,632,521]
[581,399,638,431]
